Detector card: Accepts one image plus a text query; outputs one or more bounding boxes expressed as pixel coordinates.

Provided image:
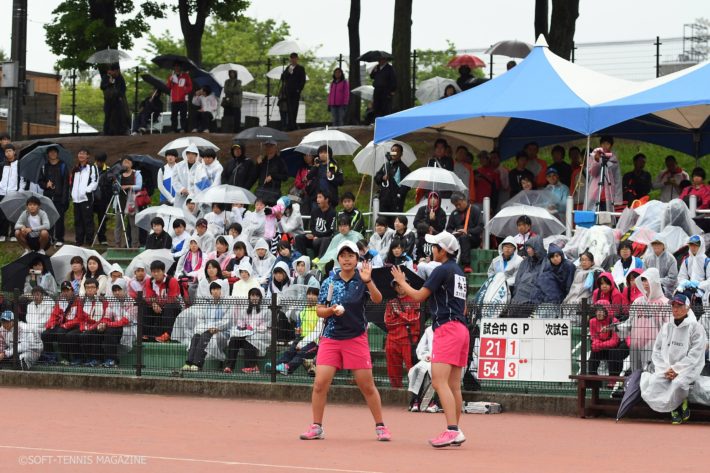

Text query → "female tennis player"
[392,231,468,448]
[300,240,391,441]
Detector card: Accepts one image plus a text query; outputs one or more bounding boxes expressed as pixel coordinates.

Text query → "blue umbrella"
[192,68,222,96]
[280,146,317,177]
[616,369,643,421]
[19,144,73,184]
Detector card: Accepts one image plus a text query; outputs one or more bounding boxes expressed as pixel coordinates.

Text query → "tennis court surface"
[0,387,704,472]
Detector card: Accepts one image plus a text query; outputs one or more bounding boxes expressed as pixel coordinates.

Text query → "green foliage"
[45,0,167,71]
[173,0,250,22]
[0,48,6,61]
[60,81,105,129]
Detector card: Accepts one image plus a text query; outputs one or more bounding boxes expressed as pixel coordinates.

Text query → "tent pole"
[583,135,591,211]
[369,139,377,229]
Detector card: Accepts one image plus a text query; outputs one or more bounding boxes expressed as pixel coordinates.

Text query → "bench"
[571,374,710,421]
[570,374,626,418]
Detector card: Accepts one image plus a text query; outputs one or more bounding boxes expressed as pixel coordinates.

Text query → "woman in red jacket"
[592,272,624,318]
[327,68,349,127]
[588,302,623,375]
[384,280,421,388]
[679,167,710,210]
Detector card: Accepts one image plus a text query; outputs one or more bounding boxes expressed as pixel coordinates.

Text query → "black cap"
[60,281,73,291]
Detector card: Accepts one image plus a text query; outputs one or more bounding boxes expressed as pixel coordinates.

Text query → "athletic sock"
[447,425,459,431]
[375,422,385,427]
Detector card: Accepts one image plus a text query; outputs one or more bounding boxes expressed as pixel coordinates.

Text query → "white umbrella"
[296,128,361,156]
[353,140,417,176]
[157,137,220,157]
[191,184,256,205]
[398,167,467,193]
[268,39,302,56]
[415,77,461,104]
[135,205,195,231]
[124,249,175,277]
[351,85,374,101]
[265,65,310,81]
[488,205,565,238]
[209,63,254,87]
[50,245,112,281]
[86,48,131,64]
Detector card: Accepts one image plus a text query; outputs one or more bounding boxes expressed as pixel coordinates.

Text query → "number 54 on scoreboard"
[476,319,572,382]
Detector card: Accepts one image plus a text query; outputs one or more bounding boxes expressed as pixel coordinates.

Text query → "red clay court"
[0,387,705,473]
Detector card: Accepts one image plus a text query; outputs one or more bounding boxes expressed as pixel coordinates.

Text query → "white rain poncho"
[640,315,707,412]
[0,321,43,367]
[660,199,702,236]
[621,268,671,371]
[641,235,679,298]
[634,200,667,233]
[677,236,710,303]
[563,225,616,269]
[173,145,211,209]
[407,326,433,395]
[487,236,523,288]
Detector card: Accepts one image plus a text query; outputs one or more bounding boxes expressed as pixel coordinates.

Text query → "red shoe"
[223,367,233,374]
[464,266,473,274]
[241,366,260,374]
[155,332,171,343]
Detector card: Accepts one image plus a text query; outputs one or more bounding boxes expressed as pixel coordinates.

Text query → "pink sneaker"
[375,425,392,441]
[300,423,325,440]
[429,429,464,448]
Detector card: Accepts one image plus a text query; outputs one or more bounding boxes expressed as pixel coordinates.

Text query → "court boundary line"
[0,445,384,473]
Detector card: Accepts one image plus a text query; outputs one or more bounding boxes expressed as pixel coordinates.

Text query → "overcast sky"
[0,0,707,74]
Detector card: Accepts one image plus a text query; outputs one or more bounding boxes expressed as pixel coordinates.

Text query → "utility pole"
[7,0,27,139]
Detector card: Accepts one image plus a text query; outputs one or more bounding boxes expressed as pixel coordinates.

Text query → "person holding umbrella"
[14,196,51,255]
[222,70,243,133]
[222,141,257,190]
[37,145,70,247]
[370,56,396,118]
[100,63,130,136]
[23,257,57,296]
[374,143,411,222]
[255,140,288,205]
[0,144,26,242]
[281,53,306,131]
[167,62,193,133]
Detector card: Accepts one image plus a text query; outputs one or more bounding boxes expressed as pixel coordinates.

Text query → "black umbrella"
[151,54,198,71]
[126,154,163,194]
[192,67,222,96]
[280,146,317,177]
[616,369,643,421]
[359,50,393,62]
[371,266,423,300]
[19,144,73,184]
[2,252,54,292]
[141,73,170,95]
[235,126,290,142]
[18,140,55,160]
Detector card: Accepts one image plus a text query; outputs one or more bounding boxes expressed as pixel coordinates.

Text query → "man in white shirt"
[14,196,51,254]
[70,148,99,246]
[191,86,219,132]
[0,144,26,241]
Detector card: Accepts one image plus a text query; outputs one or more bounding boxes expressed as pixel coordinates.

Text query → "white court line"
[0,445,384,473]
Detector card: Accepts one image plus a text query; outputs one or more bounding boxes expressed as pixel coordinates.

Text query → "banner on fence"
[477,318,571,382]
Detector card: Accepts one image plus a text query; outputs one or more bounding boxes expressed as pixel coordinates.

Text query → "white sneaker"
[55,241,64,247]
[0,236,6,242]
[38,249,46,255]
[452,430,466,446]
[191,129,198,133]
[21,249,30,256]
[9,237,17,242]
[425,404,439,413]
[131,131,139,136]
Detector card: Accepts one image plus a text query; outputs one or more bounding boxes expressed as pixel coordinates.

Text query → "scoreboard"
[477,319,572,382]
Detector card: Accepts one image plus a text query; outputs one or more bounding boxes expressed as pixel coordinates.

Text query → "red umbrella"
[447,54,486,69]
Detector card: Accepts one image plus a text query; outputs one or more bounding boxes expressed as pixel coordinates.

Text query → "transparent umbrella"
[265,65,309,81]
[86,48,131,64]
[398,167,467,193]
[191,184,256,205]
[415,77,461,104]
[125,249,174,278]
[158,137,219,157]
[354,140,417,176]
[489,205,565,238]
[296,128,361,156]
[0,191,60,226]
[268,39,302,56]
[351,85,374,101]
[135,205,195,231]
[484,40,533,58]
[209,63,254,87]
[51,245,112,280]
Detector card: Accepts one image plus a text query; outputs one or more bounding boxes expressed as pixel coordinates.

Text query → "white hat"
[336,240,359,256]
[425,231,460,254]
[237,260,253,275]
[254,238,270,251]
[111,278,128,291]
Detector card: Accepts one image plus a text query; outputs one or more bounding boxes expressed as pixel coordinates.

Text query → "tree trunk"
[178,0,208,67]
[391,0,412,112]
[534,0,549,41]
[548,0,579,60]
[345,0,361,125]
[89,0,118,49]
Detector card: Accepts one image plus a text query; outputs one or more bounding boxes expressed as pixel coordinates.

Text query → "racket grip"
[326,283,334,305]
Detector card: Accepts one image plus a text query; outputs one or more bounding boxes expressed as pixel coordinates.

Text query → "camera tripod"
[595,154,615,222]
[92,183,129,248]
